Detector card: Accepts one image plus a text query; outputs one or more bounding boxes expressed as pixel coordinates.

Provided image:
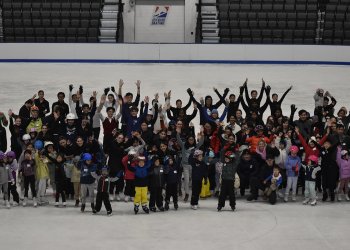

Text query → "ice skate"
[150,207,156,212]
[292,194,296,201]
[231,206,235,211]
[338,194,343,201]
[109,194,114,201]
[191,205,198,210]
[346,194,350,201]
[81,203,85,212]
[23,197,27,207]
[217,206,222,212]
[134,205,139,214]
[55,202,59,207]
[284,194,289,202]
[302,198,310,205]
[142,205,149,214]
[91,203,96,213]
[33,197,37,207]
[164,202,169,211]
[124,195,129,202]
[174,202,178,210]
[116,194,121,201]
[63,202,66,207]
[310,199,317,206]
[75,200,79,207]
[107,210,112,216]
[158,206,165,212]
[6,200,10,209]
[322,192,328,201]
[184,194,189,202]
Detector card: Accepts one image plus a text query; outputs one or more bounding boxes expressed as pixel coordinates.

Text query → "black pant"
[65,177,74,197]
[322,167,338,194]
[269,191,277,205]
[149,186,163,208]
[8,182,20,203]
[239,174,250,196]
[124,179,135,197]
[109,176,124,195]
[177,167,183,194]
[93,128,100,141]
[24,175,36,198]
[218,179,236,208]
[165,182,178,204]
[55,181,66,203]
[190,180,202,205]
[316,170,322,192]
[95,192,112,213]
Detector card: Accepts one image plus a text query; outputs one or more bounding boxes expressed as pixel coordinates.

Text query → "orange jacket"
[246,135,272,153]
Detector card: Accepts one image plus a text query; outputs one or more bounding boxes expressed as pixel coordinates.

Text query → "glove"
[187,88,192,96]
[79,85,83,95]
[69,84,73,92]
[111,86,115,92]
[224,88,229,94]
[266,85,271,93]
[104,87,110,96]
[291,104,297,113]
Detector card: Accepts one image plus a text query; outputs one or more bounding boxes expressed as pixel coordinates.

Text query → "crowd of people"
[0,79,349,216]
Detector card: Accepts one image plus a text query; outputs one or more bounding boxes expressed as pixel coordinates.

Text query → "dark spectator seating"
[217,0,319,44]
[1,0,102,42]
[322,0,350,45]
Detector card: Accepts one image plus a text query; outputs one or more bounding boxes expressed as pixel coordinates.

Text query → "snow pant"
[134,186,148,206]
[24,175,36,198]
[183,164,192,195]
[239,173,250,196]
[93,127,101,141]
[149,186,163,209]
[316,170,322,192]
[200,178,211,198]
[48,167,56,192]
[322,166,338,194]
[36,178,47,199]
[8,181,19,203]
[165,182,178,204]
[0,183,8,200]
[81,183,95,205]
[95,192,112,213]
[305,181,316,200]
[73,182,81,201]
[109,176,124,195]
[208,167,216,191]
[285,176,298,196]
[55,182,66,203]
[338,177,350,195]
[190,179,202,206]
[218,179,236,208]
[65,177,74,197]
[124,179,135,197]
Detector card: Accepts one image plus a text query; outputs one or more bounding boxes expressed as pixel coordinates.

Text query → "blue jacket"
[285,155,301,177]
[123,103,148,138]
[128,159,151,187]
[79,161,97,184]
[264,174,283,187]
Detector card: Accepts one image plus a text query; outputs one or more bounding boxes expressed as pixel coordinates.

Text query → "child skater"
[19,150,37,207]
[336,148,350,201]
[127,155,152,214]
[0,151,15,208]
[217,151,238,212]
[164,155,179,210]
[149,156,165,212]
[45,152,67,207]
[79,153,97,213]
[284,145,301,202]
[263,166,283,205]
[190,150,208,210]
[92,166,119,216]
[6,151,20,207]
[301,155,321,206]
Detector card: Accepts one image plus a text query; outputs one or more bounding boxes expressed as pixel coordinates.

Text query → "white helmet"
[66,113,76,120]
[22,134,31,141]
[44,141,54,148]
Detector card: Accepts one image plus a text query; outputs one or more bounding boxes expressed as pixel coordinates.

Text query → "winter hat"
[290,145,299,153]
[208,151,215,158]
[137,156,146,162]
[211,109,219,115]
[308,155,318,163]
[338,107,348,116]
[308,136,317,144]
[341,150,348,156]
[193,149,203,157]
[224,151,235,159]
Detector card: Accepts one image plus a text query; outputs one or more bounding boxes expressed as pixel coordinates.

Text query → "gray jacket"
[0,164,13,184]
[177,133,204,165]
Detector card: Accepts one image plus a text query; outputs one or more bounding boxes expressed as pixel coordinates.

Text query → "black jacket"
[149,165,165,188]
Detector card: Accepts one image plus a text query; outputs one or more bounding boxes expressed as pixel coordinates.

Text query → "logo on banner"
[152,6,169,25]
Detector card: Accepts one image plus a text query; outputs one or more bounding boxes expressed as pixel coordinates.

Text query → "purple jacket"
[337,148,350,179]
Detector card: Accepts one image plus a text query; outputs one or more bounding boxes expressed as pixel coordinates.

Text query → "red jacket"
[298,133,327,162]
[122,155,137,180]
[246,135,272,153]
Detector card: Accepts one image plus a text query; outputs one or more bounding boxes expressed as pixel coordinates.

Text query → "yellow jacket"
[34,152,49,179]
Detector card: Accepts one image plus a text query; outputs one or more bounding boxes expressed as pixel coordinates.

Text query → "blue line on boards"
[0,59,349,66]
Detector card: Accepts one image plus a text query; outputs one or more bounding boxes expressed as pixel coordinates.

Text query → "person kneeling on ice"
[190,149,208,210]
[79,153,97,213]
[127,155,152,214]
[92,166,120,216]
[263,166,282,204]
[301,155,321,206]
[217,151,239,212]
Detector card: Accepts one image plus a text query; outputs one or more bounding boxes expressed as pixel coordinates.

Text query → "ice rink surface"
[1,63,350,250]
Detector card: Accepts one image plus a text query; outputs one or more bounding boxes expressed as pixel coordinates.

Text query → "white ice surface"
[0,63,350,250]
